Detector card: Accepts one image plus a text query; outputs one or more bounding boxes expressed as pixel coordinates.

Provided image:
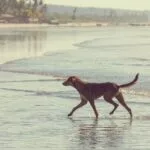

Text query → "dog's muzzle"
[62,82,67,86]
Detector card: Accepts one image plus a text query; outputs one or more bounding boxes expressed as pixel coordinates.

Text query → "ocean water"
[0,26,150,149]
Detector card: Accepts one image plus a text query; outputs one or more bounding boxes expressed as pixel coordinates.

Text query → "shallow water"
[0,26,150,149]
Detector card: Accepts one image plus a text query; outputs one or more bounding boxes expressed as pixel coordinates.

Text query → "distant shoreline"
[0,23,50,28]
[0,22,150,29]
[0,22,119,28]
[0,22,106,28]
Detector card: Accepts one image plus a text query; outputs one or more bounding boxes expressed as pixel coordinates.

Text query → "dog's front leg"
[68,100,87,117]
[89,100,99,119]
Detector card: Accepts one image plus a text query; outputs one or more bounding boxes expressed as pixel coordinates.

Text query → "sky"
[44,0,150,10]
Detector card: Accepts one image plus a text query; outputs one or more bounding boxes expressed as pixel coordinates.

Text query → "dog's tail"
[119,73,139,88]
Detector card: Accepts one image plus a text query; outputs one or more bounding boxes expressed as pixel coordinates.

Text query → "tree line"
[47,4,149,23]
[0,0,47,23]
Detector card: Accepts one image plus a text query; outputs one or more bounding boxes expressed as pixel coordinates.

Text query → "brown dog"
[63,74,139,119]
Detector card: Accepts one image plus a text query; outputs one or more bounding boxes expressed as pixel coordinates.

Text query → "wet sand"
[0,71,150,149]
[0,26,150,149]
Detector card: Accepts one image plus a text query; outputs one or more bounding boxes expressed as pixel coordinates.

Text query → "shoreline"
[0,22,120,28]
[0,23,50,28]
[0,22,150,28]
[0,22,107,28]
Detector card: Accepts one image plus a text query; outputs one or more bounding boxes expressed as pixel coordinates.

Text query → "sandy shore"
[0,23,51,28]
[0,22,109,28]
[0,22,149,29]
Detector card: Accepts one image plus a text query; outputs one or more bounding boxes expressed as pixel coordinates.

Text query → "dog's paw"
[68,113,72,117]
[109,112,113,115]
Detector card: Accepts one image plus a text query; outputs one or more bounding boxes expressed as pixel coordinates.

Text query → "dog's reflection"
[69,118,132,149]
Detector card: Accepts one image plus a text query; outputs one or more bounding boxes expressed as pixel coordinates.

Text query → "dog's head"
[62,76,77,86]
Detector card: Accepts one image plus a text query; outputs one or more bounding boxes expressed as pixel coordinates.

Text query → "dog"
[63,74,139,119]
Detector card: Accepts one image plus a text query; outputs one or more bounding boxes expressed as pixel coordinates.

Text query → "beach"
[0,22,110,29]
[0,23,50,28]
[0,25,150,149]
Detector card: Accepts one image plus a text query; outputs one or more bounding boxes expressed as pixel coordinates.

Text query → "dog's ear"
[71,76,76,83]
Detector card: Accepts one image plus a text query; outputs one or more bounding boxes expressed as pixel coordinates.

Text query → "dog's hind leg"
[104,93,119,115]
[115,92,132,118]
[68,99,87,117]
